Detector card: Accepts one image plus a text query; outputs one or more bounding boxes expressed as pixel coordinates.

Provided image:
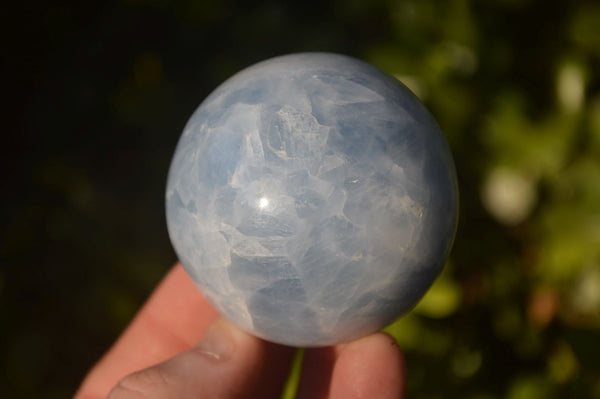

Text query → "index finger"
[75,263,219,399]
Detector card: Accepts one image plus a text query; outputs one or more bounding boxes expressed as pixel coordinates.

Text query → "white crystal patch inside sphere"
[166,53,458,347]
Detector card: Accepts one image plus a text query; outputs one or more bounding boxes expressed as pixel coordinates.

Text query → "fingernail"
[196,319,234,361]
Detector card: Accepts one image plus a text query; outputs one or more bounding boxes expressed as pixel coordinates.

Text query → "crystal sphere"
[166,53,458,347]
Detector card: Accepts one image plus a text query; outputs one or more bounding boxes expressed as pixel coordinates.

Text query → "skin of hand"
[75,264,406,399]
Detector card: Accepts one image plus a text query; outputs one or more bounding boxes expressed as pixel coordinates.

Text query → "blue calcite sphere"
[166,53,458,347]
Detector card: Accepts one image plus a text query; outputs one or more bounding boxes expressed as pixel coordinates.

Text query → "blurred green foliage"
[2,0,600,397]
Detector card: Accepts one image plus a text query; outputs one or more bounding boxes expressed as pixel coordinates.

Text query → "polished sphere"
[166,53,458,347]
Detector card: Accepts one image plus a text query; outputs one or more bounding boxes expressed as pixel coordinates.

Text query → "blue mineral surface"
[166,53,458,347]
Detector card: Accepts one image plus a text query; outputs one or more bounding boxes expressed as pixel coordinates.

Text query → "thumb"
[107,318,294,399]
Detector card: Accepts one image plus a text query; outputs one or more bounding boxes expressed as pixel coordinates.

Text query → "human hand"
[75,264,406,398]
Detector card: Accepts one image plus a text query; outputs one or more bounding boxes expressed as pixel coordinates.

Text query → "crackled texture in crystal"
[166,53,458,347]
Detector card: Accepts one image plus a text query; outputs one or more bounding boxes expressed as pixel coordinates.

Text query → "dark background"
[2,0,600,397]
